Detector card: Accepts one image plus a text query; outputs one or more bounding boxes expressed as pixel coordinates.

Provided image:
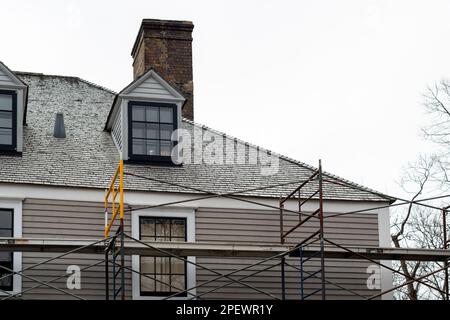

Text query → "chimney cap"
[131,19,194,57]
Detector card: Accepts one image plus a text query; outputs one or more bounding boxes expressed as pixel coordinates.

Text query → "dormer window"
[105,69,185,165]
[0,62,28,155]
[129,102,177,162]
[0,90,16,151]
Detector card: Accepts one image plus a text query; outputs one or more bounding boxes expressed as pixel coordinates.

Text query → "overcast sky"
[2,0,449,197]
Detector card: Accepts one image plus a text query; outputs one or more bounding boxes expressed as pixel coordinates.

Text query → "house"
[0,19,395,300]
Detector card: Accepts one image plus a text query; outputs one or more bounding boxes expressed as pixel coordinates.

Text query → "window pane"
[141,257,155,273]
[139,218,187,295]
[155,274,170,292]
[132,105,145,121]
[0,272,12,289]
[146,140,159,156]
[132,122,146,138]
[172,259,185,274]
[160,124,173,140]
[155,219,170,240]
[0,258,12,290]
[171,275,185,292]
[0,210,12,229]
[0,128,12,145]
[132,139,146,155]
[171,220,186,239]
[146,107,158,122]
[0,229,12,237]
[140,219,155,238]
[160,107,173,123]
[155,257,171,274]
[0,252,11,262]
[0,111,12,128]
[146,123,159,140]
[160,141,172,157]
[141,275,155,292]
[0,95,12,111]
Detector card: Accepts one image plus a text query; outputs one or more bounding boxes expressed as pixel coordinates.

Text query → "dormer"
[105,69,185,163]
[105,19,194,164]
[0,62,27,154]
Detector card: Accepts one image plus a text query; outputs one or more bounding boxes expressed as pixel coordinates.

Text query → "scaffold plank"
[0,238,449,261]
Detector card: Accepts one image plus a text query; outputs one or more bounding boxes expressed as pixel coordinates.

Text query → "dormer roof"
[0,61,27,88]
[120,68,185,101]
[105,68,185,130]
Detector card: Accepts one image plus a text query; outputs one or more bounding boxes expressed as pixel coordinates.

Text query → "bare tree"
[422,80,450,187]
[391,204,447,300]
[391,155,445,299]
[390,79,450,299]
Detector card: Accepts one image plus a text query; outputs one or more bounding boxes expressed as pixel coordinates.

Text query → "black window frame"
[138,216,187,297]
[128,101,178,164]
[0,90,17,152]
[0,208,14,292]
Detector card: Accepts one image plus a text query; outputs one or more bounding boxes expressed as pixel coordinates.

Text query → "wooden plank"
[1,238,449,261]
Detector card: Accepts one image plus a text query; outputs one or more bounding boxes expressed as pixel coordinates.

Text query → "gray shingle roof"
[0,72,395,203]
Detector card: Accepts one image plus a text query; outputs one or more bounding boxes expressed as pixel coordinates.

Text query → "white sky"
[2,0,449,197]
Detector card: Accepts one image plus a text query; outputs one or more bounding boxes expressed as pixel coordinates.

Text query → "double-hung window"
[139,217,187,296]
[0,209,13,291]
[0,90,17,152]
[128,102,177,162]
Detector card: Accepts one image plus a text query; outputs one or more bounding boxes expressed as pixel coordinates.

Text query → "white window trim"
[0,198,22,296]
[131,206,196,300]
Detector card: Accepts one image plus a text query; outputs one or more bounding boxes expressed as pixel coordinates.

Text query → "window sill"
[0,150,22,157]
[125,156,182,167]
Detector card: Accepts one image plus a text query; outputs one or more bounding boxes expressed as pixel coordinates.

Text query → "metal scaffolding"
[279,160,325,300]
[0,159,449,300]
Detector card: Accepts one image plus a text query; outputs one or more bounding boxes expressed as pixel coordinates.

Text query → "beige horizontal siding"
[21,198,132,300]
[195,207,381,300]
[0,69,15,86]
[131,77,173,97]
[19,199,383,300]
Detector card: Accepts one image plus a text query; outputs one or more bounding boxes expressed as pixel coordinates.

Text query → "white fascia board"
[0,182,391,215]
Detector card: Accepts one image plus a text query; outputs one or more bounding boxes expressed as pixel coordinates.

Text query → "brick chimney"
[131,19,194,120]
